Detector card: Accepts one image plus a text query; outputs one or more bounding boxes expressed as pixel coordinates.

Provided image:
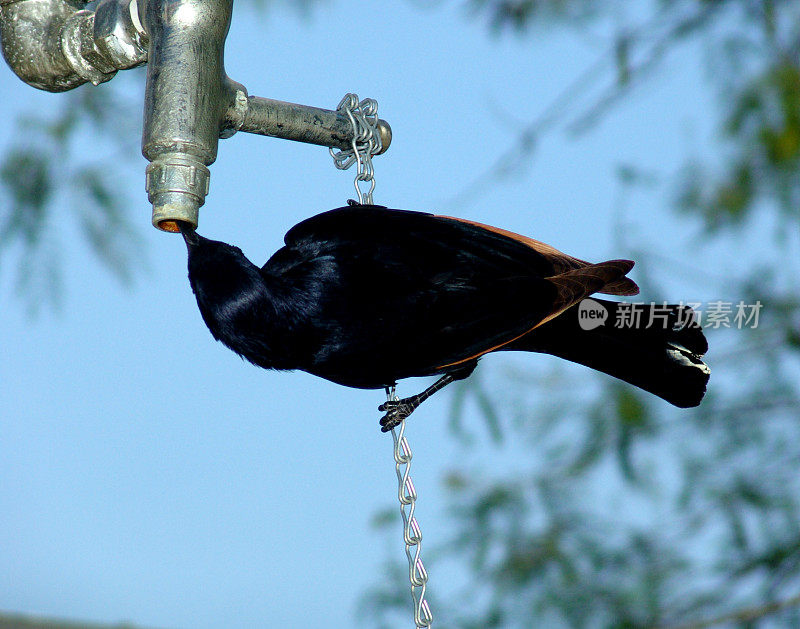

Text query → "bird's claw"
[378,399,414,432]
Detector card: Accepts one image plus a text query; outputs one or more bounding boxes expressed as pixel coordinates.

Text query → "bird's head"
[176,221,250,269]
[176,222,277,361]
[176,221,265,313]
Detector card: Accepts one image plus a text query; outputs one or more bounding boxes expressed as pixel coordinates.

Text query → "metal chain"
[387,386,433,628]
[334,92,430,625]
[330,93,382,205]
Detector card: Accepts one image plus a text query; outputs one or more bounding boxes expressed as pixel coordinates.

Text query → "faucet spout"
[141,0,242,232]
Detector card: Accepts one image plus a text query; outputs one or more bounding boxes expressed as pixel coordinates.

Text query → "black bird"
[179,204,709,431]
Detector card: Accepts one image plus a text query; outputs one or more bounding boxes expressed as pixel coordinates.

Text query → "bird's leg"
[379,374,456,432]
[378,363,477,432]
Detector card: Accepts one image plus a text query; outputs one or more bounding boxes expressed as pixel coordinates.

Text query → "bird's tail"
[503,298,710,407]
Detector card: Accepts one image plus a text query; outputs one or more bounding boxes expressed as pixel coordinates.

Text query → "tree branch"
[660,590,800,629]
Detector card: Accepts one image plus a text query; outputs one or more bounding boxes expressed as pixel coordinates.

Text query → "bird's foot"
[378,398,417,432]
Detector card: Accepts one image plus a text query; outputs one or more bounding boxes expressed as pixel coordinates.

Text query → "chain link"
[330,93,382,205]
[387,386,433,628]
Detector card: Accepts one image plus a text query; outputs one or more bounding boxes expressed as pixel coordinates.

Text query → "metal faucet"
[141,0,239,231]
[0,0,391,231]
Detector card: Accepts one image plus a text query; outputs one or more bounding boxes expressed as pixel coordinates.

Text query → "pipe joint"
[93,0,148,70]
[220,77,248,139]
[146,152,210,232]
[1,0,148,90]
[61,9,116,84]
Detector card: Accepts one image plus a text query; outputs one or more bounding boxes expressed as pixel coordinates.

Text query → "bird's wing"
[437,215,639,296]
[272,205,637,383]
[284,206,639,296]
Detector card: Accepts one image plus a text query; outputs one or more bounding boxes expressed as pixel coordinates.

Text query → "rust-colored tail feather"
[538,260,638,328]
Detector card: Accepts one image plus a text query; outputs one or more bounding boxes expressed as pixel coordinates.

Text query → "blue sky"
[1,2,722,627]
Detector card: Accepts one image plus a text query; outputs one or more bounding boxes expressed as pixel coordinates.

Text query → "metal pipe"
[1,0,88,91]
[239,96,392,154]
[0,0,147,92]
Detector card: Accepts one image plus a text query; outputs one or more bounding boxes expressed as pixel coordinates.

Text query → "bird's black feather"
[180,206,709,422]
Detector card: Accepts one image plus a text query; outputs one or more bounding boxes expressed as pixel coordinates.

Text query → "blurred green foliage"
[0,76,143,315]
[680,61,800,230]
[467,0,596,33]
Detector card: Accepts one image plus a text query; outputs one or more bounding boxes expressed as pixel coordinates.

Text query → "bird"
[178,203,709,431]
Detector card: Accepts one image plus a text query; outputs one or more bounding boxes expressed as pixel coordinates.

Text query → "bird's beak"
[177,221,200,247]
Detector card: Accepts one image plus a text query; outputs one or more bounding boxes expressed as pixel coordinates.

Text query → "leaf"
[370,508,398,530]
[615,33,631,86]
[473,377,504,443]
[611,386,651,483]
[0,149,53,245]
